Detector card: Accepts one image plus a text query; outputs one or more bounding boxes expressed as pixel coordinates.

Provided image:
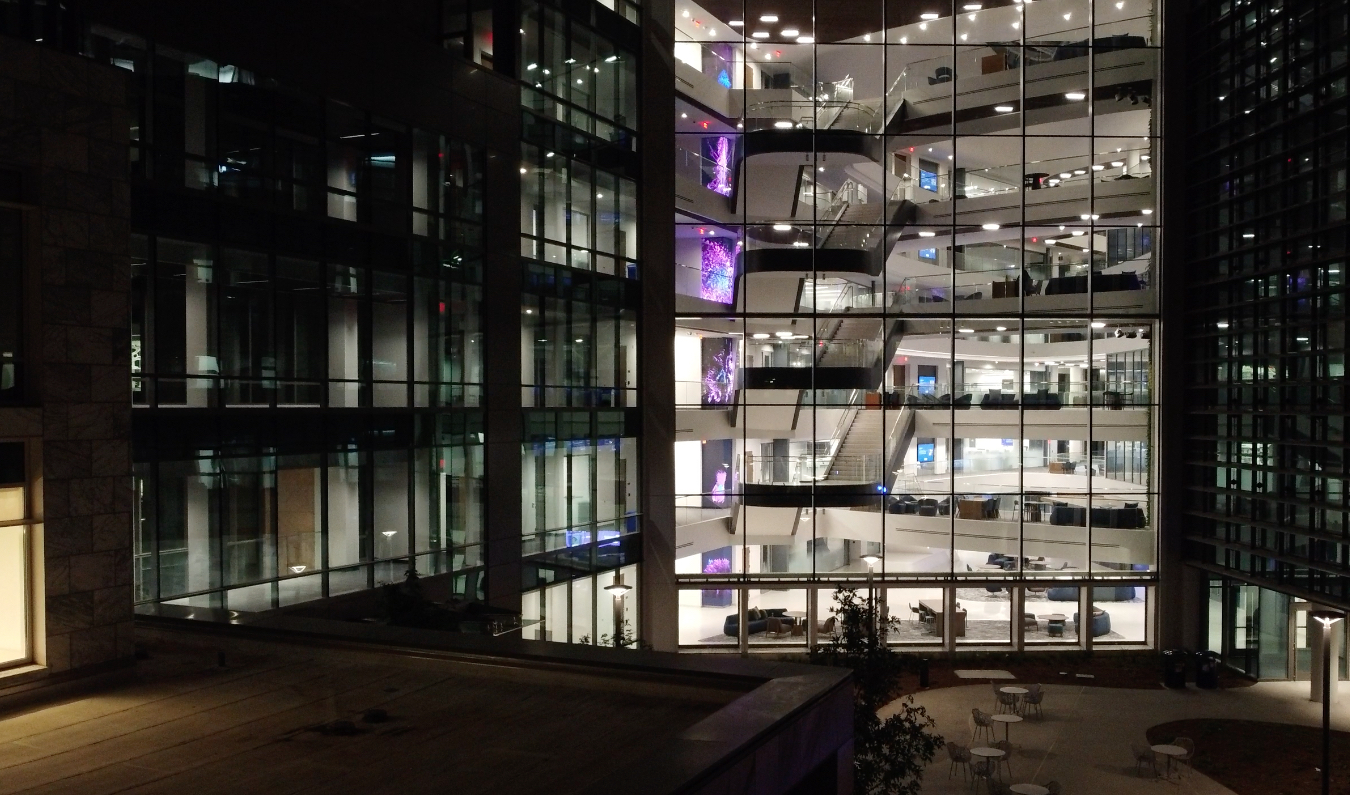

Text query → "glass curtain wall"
[1182,1,1350,609]
[517,0,644,646]
[672,0,1159,648]
[133,414,484,610]
[94,28,491,611]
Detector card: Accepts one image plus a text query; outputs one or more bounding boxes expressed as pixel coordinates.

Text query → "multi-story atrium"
[671,0,1160,650]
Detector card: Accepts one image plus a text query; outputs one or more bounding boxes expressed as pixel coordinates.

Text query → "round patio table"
[990,713,1022,742]
[1151,744,1186,778]
[1037,614,1066,621]
[1010,785,1048,795]
[970,746,1007,780]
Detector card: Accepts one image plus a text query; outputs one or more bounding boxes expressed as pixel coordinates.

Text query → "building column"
[738,587,749,655]
[944,586,957,654]
[638,0,678,652]
[807,586,819,648]
[1079,586,1093,651]
[482,134,523,614]
[1012,586,1025,651]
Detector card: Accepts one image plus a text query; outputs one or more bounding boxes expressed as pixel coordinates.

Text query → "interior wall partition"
[671,0,1161,648]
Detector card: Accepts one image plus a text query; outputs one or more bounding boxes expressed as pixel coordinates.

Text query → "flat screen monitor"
[917,443,935,464]
[918,374,936,395]
[919,169,938,192]
[918,247,937,260]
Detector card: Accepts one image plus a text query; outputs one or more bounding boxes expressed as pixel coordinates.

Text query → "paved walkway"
[883,680,1350,794]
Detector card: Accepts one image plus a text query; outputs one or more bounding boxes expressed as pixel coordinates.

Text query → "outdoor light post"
[862,554,881,646]
[1311,609,1344,795]
[604,572,632,648]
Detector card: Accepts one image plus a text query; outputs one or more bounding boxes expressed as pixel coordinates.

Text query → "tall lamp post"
[604,572,632,648]
[862,554,881,646]
[1311,609,1344,795]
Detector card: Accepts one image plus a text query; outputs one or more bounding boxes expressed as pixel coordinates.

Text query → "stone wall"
[0,37,133,676]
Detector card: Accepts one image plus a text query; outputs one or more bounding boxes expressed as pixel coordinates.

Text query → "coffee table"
[990,712,1022,741]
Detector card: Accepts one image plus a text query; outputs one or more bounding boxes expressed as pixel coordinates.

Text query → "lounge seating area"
[722,608,798,637]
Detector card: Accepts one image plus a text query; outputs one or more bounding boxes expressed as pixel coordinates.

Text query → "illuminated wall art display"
[700,237,735,304]
[700,336,736,405]
[703,136,733,197]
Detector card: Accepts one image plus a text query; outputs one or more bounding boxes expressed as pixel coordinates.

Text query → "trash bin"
[1162,648,1189,688]
[1195,650,1220,689]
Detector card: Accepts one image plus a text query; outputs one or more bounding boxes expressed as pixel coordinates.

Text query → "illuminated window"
[0,442,28,668]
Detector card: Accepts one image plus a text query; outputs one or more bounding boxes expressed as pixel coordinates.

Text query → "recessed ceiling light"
[995,105,1014,113]
[752,31,770,38]
[959,328,975,334]
[921,12,940,19]
[781,28,799,37]
[681,112,688,118]
[775,331,793,337]
[1091,164,1105,171]
[1216,322,1229,329]
[1059,172,1073,179]
[982,223,1000,230]
[1142,208,1154,215]
[995,326,1007,332]
[759,14,779,22]
[1141,154,1151,160]
[964,2,982,8]
[774,120,793,128]
[1243,232,1255,238]
[1111,161,1125,167]
[1065,91,1086,100]
[729,20,744,26]
[1091,321,1106,328]
[796,35,814,43]
[918,231,936,237]
[1073,169,1087,175]
[773,223,792,231]
[1071,230,1085,236]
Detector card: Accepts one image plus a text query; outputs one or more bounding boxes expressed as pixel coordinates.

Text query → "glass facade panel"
[674,0,1160,647]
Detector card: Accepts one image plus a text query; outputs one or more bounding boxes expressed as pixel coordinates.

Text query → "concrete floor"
[887,680,1350,794]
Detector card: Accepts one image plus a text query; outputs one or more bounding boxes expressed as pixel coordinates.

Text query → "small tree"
[815,586,943,795]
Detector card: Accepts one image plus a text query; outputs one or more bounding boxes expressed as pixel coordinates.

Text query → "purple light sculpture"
[700,237,735,304]
[705,136,733,197]
[701,338,736,405]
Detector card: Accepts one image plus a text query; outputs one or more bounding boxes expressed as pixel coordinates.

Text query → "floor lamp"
[1311,609,1345,795]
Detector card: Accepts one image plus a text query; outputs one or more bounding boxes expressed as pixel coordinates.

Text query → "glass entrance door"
[1293,603,1312,681]
[1226,583,1258,675]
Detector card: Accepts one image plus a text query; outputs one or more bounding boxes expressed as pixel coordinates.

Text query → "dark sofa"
[1047,585,1137,602]
[723,608,796,637]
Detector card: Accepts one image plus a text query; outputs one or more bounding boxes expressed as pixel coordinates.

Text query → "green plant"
[814,587,943,795]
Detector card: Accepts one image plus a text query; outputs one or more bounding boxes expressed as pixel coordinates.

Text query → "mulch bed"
[1147,719,1350,795]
